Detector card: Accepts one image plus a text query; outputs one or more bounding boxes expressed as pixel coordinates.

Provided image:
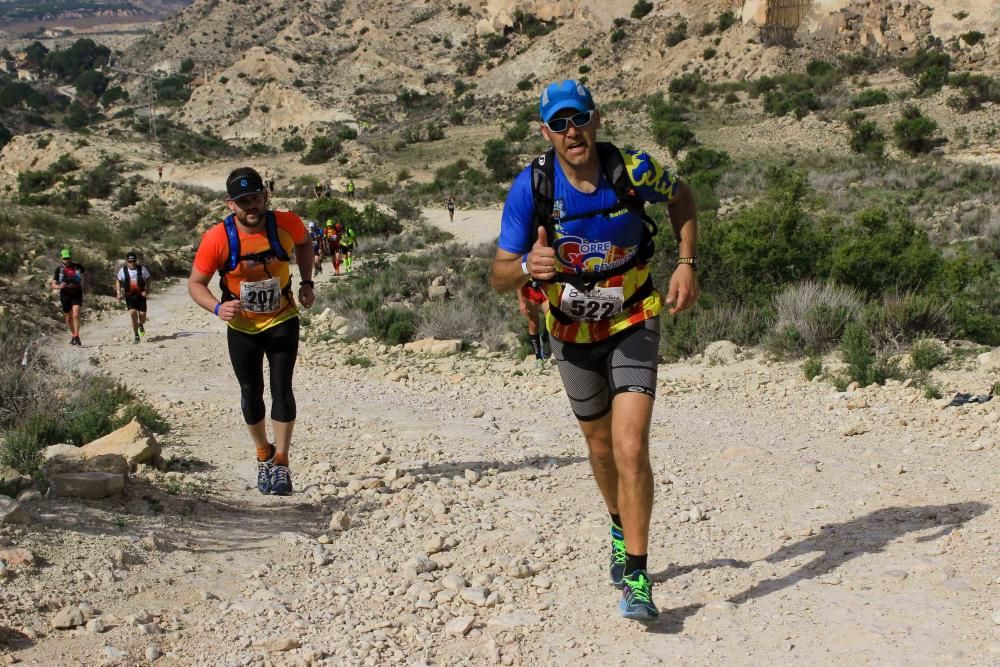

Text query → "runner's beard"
[239,208,266,226]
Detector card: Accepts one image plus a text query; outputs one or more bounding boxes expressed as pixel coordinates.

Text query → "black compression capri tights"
[226,317,299,424]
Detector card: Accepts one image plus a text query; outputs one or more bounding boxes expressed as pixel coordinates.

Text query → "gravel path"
[2,230,998,666]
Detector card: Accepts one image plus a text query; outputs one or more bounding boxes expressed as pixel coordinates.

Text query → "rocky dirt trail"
[2,223,999,665]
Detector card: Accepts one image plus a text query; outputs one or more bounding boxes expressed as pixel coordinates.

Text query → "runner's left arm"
[663,180,699,314]
[294,239,315,308]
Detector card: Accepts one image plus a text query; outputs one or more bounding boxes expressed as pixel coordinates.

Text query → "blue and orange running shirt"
[499,146,679,344]
[193,210,307,334]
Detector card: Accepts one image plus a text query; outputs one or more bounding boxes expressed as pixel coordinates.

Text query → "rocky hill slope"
[122,0,1000,142]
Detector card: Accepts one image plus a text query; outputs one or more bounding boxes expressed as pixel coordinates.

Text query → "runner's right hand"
[216,300,241,321]
[527,227,556,281]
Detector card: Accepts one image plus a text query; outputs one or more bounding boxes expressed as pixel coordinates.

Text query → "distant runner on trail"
[340,224,357,273]
[346,179,355,200]
[187,167,315,497]
[518,279,549,369]
[446,194,456,222]
[308,221,325,274]
[115,250,152,344]
[51,247,87,346]
[324,220,344,275]
[489,80,699,622]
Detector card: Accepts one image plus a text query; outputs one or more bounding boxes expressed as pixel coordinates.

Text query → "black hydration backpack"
[120,264,147,291]
[529,142,658,288]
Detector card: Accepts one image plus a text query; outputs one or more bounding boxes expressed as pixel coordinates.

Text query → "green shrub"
[301,135,341,164]
[847,113,885,159]
[516,78,533,91]
[830,208,941,297]
[718,10,737,31]
[703,48,717,60]
[610,29,627,44]
[665,23,687,46]
[802,356,823,380]
[282,136,306,152]
[850,88,889,108]
[763,88,820,118]
[154,73,193,104]
[80,157,120,199]
[909,338,948,371]
[893,105,945,155]
[513,10,557,38]
[335,124,358,141]
[647,94,696,156]
[345,355,373,368]
[902,48,951,94]
[959,31,984,46]
[838,322,900,387]
[577,46,592,59]
[367,307,417,345]
[51,153,80,174]
[669,73,703,96]
[18,169,56,194]
[946,72,1000,111]
[483,139,516,180]
[631,0,653,19]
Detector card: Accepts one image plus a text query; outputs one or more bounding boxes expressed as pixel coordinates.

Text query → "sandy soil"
[1,213,998,667]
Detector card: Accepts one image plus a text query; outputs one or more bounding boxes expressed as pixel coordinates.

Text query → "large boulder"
[48,472,125,499]
[404,337,463,356]
[704,340,740,365]
[0,497,26,524]
[977,348,1000,371]
[80,418,161,471]
[0,464,30,498]
[41,444,128,478]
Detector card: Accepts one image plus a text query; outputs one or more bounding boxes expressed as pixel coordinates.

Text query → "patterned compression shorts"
[548,316,659,421]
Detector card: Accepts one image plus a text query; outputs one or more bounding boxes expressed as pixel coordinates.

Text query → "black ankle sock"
[624,552,647,576]
[610,513,623,530]
[529,333,543,359]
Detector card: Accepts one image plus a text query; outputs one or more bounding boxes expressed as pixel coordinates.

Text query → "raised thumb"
[535,226,548,247]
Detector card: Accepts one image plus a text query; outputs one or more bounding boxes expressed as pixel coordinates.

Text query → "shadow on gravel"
[144,331,215,343]
[0,626,33,652]
[645,501,990,634]
[400,455,587,483]
[38,481,324,553]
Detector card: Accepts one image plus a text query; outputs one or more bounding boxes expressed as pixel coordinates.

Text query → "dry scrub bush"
[767,281,862,357]
[863,291,951,353]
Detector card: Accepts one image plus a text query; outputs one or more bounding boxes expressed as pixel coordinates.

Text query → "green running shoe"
[619,570,658,622]
[609,523,627,587]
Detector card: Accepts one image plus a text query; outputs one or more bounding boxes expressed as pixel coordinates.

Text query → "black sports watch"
[300,280,315,287]
[676,257,698,270]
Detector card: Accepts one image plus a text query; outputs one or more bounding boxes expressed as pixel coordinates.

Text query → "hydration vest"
[120,264,147,292]
[529,142,658,289]
[218,211,292,301]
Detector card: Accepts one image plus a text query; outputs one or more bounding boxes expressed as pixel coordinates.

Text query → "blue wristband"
[213,303,221,316]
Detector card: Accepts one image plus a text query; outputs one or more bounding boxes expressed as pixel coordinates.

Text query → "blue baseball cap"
[539,80,595,123]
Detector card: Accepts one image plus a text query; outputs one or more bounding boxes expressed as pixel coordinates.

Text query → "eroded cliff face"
[744,0,994,61]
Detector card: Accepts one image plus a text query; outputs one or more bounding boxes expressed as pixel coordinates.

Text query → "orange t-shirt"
[193,210,307,334]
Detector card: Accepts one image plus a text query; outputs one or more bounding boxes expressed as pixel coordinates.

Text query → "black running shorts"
[549,317,660,421]
[124,294,147,312]
[59,292,83,313]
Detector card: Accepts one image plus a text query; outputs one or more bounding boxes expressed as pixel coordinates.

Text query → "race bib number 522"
[560,285,624,321]
[240,278,282,314]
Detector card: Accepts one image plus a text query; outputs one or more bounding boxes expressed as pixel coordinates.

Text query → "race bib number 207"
[560,285,624,321]
[240,278,281,314]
